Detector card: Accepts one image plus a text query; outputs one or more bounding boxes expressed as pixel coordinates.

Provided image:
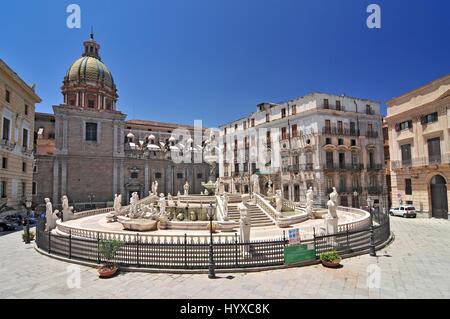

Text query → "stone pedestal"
[324,217,338,235]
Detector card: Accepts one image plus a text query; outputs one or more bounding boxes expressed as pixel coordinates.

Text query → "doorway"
[430,175,448,219]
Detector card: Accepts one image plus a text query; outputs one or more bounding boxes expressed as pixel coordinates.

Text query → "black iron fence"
[36,216,391,270]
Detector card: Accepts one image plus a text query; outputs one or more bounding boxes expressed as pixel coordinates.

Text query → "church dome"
[65,56,115,89]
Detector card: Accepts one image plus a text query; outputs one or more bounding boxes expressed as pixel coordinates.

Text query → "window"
[281,127,287,140]
[324,99,329,109]
[85,123,98,141]
[350,139,356,146]
[22,128,29,148]
[88,100,95,108]
[32,182,37,195]
[5,90,10,103]
[405,179,412,195]
[325,119,331,129]
[130,172,138,179]
[224,128,227,135]
[155,172,162,179]
[291,124,298,137]
[33,164,37,173]
[251,119,255,127]
[427,137,441,163]
[251,163,257,174]
[421,112,438,125]
[196,173,203,179]
[25,104,29,115]
[243,121,247,130]
[234,163,240,174]
[337,121,343,134]
[338,138,344,145]
[281,108,286,118]
[266,114,270,123]
[351,152,359,166]
[326,152,334,167]
[336,100,341,110]
[292,105,297,115]
[22,182,26,196]
[105,99,112,110]
[234,124,238,130]
[350,122,356,134]
[2,157,7,169]
[338,152,345,168]
[401,144,412,165]
[177,173,183,179]
[366,104,372,115]
[325,137,332,145]
[395,120,413,131]
[22,162,26,172]
[1,181,6,198]
[2,117,10,140]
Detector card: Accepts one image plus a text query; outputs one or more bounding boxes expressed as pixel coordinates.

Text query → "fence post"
[69,229,72,259]
[97,233,100,264]
[234,233,238,267]
[184,234,187,269]
[313,227,317,259]
[136,233,140,268]
[346,224,350,251]
[48,230,51,254]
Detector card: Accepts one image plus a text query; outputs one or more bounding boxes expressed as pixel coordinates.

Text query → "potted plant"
[98,239,123,278]
[319,250,342,268]
[22,231,35,242]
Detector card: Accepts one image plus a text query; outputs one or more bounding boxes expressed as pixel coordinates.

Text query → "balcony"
[324,163,363,171]
[366,163,383,171]
[365,130,379,138]
[0,139,16,151]
[321,104,346,112]
[366,186,383,195]
[322,127,360,137]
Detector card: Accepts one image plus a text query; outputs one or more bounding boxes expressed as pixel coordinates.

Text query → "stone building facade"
[385,74,450,218]
[33,34,209,210]
[219,93,386,209]
[0,59,41,213]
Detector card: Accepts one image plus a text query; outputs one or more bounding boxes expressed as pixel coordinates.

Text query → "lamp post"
[353,191,359,208]
[24,199,32,244]
[207,202,216,279]
[88,193,95,209]
[367,196,376,257]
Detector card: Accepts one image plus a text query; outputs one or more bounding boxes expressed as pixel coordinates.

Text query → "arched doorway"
[430,175,448,219]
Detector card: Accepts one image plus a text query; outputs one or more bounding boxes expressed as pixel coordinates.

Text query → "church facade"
[33,34,210,210]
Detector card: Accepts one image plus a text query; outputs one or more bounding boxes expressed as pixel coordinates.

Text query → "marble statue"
[176,212,185,221]
[113,194,122,216]
[275,190,283,213]
[158,193,166,216]
[324,188,339,235]
[204,189,209,196]
[190,210,197,221]
[152,181,158,196]
[252,174,260,194]
[306,187,315,219]
[183,181,190,196]
[61,195,74,222]
[177,191,181,206]
[45,198,57,231]
[222,193,229,221]
[129,192,141,218]
[239,195,251,255]
[231,178,236,194]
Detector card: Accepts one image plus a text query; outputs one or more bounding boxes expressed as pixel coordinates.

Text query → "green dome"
[65,56,115,89]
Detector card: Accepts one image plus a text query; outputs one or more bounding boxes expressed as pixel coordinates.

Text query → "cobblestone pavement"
[1,217,449,299]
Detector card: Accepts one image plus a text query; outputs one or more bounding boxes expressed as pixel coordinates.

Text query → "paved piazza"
[1,217,449,299]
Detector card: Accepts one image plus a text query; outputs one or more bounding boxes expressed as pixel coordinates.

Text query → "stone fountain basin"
[118,217,158,232]
[313,209,328,219]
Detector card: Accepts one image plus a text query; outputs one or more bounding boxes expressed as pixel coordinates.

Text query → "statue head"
[45,198,50,204]
[159,193,165,198]
[332,187,337,192]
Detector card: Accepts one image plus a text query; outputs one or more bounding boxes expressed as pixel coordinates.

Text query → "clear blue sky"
[2,0,449,127]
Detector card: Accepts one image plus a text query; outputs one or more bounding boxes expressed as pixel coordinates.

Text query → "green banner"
[284,243,317,265]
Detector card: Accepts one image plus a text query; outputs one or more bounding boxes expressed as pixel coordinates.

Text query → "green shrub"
[319,250,341,263]
[99,239,123,266]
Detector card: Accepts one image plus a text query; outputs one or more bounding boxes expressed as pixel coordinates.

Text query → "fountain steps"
[226,204,275,227]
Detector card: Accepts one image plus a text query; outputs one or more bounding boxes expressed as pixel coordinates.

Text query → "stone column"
[144,163,149,195]
[52,158,59,205]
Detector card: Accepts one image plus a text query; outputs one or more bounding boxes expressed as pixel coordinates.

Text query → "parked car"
[0,219,17,231]
[389,205,417,218]
[3,214,22,225]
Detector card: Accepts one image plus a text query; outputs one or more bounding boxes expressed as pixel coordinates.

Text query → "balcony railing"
[322,127,360,137]
[366,163,383,171]
[366,130,379,138]
[324,163,364,171]
[366,186,383,195]
[321,104,346,112]
[391,153,450,169]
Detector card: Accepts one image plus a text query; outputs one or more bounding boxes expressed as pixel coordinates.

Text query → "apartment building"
[0,59,41,213]
[385,74,450,218]
[219,92,386,208]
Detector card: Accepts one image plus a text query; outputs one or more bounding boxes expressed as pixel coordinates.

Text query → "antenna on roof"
[90,26,94,39]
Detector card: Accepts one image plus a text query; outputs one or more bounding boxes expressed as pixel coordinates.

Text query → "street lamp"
[88,193,95,209]
[24,199,32,244]
[207,202,216,279]
[367,196,376,257]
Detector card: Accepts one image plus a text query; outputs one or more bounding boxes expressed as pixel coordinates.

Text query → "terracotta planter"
[98,266,119,278]
[321,258,342,268]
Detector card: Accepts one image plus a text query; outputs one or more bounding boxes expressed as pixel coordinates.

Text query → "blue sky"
[2,0,449,127]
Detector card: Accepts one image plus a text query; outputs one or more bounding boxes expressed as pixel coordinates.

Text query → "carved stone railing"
[119,194,159,215]
[253,193,281,220]
[72,207,114,220]
[215,195,226,221]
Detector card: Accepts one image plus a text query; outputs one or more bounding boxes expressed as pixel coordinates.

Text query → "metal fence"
[35,215,390,270]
